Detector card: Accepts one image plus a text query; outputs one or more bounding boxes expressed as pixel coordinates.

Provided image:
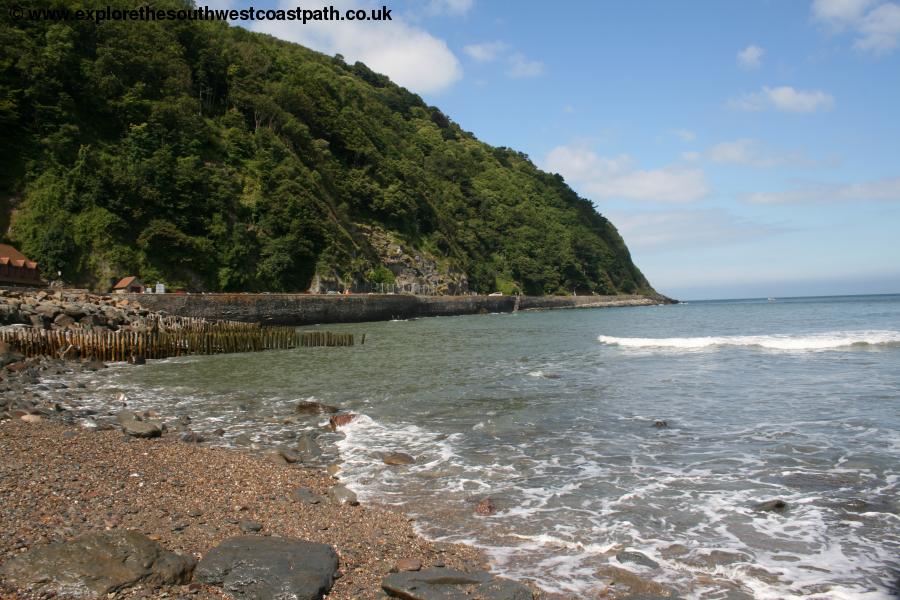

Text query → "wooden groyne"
[0,325,356,362]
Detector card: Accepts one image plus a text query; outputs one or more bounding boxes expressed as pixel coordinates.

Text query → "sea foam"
[597,330,900,351]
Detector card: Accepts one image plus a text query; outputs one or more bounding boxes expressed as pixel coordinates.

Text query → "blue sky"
[221,0,900,299]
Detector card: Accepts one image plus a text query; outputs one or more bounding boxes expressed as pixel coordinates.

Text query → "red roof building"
[112,276,145,294]
[0,244,42,286]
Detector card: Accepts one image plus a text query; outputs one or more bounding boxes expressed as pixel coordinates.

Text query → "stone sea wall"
[130,293,671,326]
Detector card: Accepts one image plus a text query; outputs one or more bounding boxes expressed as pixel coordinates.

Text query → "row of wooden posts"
[0,325,360,362]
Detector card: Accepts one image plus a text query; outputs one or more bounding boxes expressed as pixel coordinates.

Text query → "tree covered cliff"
[0,0,654,295]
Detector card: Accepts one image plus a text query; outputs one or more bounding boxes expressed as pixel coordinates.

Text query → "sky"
[216,0,900,300]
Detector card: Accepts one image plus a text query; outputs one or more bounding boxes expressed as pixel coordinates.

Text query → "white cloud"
[507,53,544,78]
[746,177,900,204]
[426,0,475,15]
[252,0,462,94]
[737,45,764,69]
[856,3,900,53]
[606,209,780,251]
[812,0,900,55]
[812,0,875,26]
[462,41,508,62]
[708,139,821,168]
[729,86,834,113]
[545,145,710,203]
[671,129,696,142]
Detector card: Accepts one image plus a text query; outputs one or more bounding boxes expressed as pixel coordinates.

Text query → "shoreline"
[0,355,564,600]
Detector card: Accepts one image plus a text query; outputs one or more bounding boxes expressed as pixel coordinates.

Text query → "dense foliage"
[0,0,654,295]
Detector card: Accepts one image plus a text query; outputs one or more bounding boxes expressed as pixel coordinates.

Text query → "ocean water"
[70,295,900,599]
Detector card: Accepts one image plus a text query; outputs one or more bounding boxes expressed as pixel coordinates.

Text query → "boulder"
[195,535,339,600]
[329,413,356,430]
[35,303,59,318]
[0,530,195,597]
[180,431,205,444]
[83,359,107,371]
[383,452,416,466]
[29,314,50,329]
[0,341,23,367]
[128,354,146,365]
[296,400,339,415]
[62,303,87,319]
[296,433,323,460]
[755,499,789,514]
[53,313,76,328]
[382,568,533,600]
[117,411,162,438]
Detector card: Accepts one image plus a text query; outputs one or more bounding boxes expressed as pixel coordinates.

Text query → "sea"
[67,294,900,599]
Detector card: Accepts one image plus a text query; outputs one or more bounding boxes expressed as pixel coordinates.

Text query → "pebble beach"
[0,289,550,600]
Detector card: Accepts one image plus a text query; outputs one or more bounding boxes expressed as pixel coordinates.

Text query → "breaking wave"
[597,330,900,351]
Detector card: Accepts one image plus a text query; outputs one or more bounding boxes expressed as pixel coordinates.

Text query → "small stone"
[238,521,263,533]
[394,558,422,572]
[326,463,341,476]
[475,498,496,516]
[616,550,660,569]
[266,452,288,466]
[327,485,359,506]
[180,431,205,444]
[279,448,301,463]
[292,488,323,505]
[20,414,42,423]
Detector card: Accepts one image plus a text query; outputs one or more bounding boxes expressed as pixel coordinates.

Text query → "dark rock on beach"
[297,432,324,460]
[327,484,359,506]
[0,530,195,596]
[195,535,339,600]
[117,410,162,438]
[180,431,205,443]
[381,568,533,600]
[293,487,324,505]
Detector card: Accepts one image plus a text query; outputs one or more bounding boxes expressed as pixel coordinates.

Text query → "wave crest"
[597,331,900,351]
